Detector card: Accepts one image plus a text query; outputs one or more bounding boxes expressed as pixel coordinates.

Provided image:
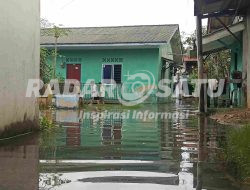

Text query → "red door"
[67,64,81,81]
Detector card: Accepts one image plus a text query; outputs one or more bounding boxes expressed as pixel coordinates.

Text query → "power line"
[61,0,76,10]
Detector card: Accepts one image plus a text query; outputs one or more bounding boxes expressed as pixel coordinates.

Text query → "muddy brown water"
[0,101,249,190]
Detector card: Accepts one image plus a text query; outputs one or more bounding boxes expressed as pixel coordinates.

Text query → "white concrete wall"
[0,0,40,131]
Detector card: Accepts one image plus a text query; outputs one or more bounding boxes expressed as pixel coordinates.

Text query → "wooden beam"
[196,16,206,113]
[215,17,242,43]
[200,10,236,19]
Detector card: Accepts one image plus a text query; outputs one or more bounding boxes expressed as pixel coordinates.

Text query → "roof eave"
[202,22,245,54]
[40,42,168,49]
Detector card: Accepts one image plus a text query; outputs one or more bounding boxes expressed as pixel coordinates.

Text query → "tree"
[181,31,196,53]
[181,28,206,53]
[182,29,231,79]
[204,50,231,79]
[41,19,70,79]
[40,18,52,29]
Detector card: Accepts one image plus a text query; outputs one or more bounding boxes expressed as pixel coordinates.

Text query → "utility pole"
[196,16,206,113]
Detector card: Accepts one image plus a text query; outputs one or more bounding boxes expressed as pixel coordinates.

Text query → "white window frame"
[102,64,122,84]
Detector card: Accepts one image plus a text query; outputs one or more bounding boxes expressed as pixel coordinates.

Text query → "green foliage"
[224,125,250,181]
[40,18,52,28]
[39,115,59,171]
[181,31,196,53]
[181,29,231,80]
[57,73,65,83]
[39,116,57,132]
[41,18,71,79]
[40,48,53,84]
[40,18,70,37]
[181,28,206,53]
[40,48,66,84]
[188,66,198,92]
[189,67,198,80]
[187,49,230,80]
[41,25,70,39]
[204,50,231,79]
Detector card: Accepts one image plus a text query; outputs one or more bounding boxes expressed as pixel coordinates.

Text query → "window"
[102,64,122,84]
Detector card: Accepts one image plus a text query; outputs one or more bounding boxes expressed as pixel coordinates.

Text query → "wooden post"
[242,25,248,107]
[196,16,205,112]
[203,73,208,113]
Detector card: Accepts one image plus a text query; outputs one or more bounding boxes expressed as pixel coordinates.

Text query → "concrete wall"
[0,0,40,136]
[243,9,250,108]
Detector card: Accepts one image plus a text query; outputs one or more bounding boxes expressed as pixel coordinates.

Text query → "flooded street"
[0,101,248,190]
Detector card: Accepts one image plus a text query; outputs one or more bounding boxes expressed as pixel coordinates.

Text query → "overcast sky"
[41,0,197,34]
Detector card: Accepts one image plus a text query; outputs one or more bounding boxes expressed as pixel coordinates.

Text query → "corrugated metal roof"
[40,25,179,45]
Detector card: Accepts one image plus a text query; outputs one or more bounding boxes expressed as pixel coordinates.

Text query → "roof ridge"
[41,24,180,45]
[41,24,179,30]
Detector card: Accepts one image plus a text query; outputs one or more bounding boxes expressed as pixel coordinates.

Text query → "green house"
[41,25,182,103]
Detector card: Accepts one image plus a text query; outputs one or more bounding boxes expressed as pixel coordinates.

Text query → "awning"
[203,22,245,54]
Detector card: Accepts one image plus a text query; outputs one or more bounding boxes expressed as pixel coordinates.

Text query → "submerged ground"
[0,100,249,190]
[210,108,250,126]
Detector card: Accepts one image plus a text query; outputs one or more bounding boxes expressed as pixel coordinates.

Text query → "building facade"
[195,0,250,108]
[41,25,182,103]
[203,17,247,107]
[0,0,40,137]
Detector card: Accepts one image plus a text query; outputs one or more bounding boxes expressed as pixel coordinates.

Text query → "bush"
[39,116,57,132]
[224,125,250,182]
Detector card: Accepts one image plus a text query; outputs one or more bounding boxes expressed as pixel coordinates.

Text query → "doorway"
[67,64,81,81]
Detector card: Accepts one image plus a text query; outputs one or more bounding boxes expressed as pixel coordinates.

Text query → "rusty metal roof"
[40,25,179,45]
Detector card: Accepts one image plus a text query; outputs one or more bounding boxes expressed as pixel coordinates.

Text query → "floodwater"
[0,101,249,190]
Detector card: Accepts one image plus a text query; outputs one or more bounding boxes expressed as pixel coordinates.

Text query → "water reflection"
[38,102,241,190]
[0,134,39,190]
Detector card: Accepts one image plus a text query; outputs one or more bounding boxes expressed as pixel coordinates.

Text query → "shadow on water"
[0,100,249,190]
[0,134,39,190]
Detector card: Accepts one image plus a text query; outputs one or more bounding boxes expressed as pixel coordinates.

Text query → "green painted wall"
[230,41,243,74]
[48,48,161,84]
[159,44,173,81]
[229,40,243,106]
[45,47,176,103]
